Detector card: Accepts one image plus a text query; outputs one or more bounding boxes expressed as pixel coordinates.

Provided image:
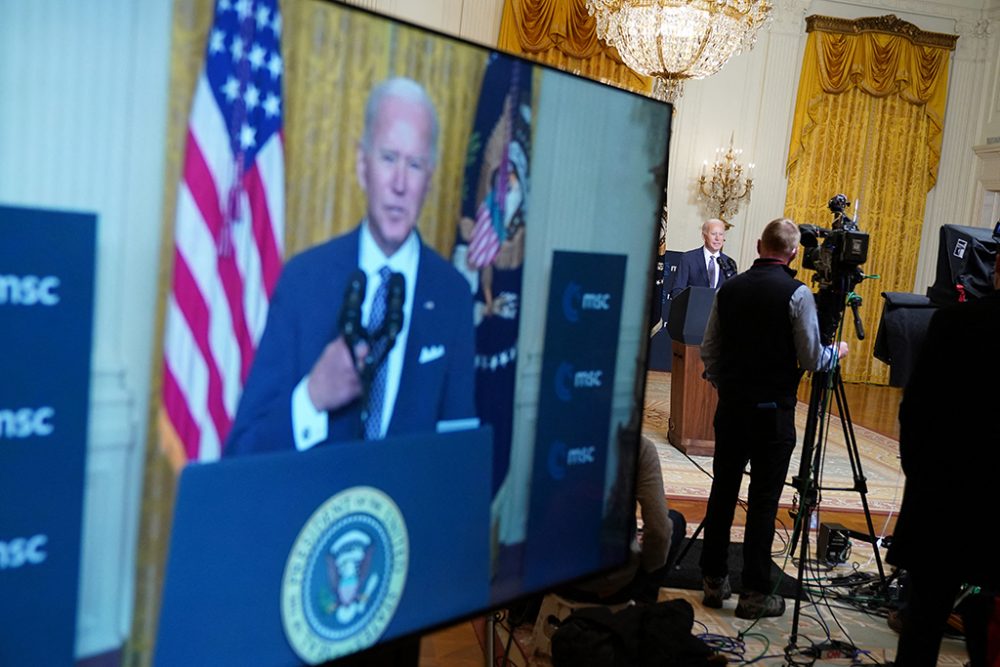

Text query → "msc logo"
[0,535,48,570]
[0,274,60,306]
[554,363,604,402]
[574,370,603,387]
[561,282,611,323]
[282,486,408,664]
[0,407,55,439]
[547,441,597,480]
[582,293,611,310]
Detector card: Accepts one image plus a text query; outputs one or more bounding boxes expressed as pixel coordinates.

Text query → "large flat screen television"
[156,1,673,663]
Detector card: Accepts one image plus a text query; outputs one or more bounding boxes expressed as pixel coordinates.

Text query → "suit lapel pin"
[424,300,434,310]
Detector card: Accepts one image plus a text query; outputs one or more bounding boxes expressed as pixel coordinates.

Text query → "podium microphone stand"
[665,286,718,457]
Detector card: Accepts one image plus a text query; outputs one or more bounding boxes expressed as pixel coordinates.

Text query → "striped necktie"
[364,266,393,440]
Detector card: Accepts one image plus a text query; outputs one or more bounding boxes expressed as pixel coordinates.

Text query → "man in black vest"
[697,218,847,618]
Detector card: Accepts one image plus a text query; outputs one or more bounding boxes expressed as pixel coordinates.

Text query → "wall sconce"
[698,135,754,228]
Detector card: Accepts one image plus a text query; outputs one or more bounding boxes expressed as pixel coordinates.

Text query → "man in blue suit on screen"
[225,77,476,456]
[669,218,737,298]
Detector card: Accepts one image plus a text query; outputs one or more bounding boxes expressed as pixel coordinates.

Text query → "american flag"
[161,0,284,465]
[453,54,531,496]
[467,195,502,269]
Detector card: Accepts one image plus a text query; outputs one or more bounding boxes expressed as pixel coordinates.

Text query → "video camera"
[798,195,869,288]
[798,194,871,344]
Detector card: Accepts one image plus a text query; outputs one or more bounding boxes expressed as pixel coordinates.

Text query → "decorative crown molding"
[805,14,959,50]
[954,17,991,41]
[768,0,810,35]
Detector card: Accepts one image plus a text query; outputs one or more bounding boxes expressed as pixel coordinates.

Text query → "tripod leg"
[787,497,814,649]
[789,370,831,559]
[832,369,889,597]
[788,369,836,649]
[671,517,705,570]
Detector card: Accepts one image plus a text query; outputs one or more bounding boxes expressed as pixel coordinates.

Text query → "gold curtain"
[127,2,487,664]
[499,0,652,95]
[784,15,956,384]
[283,2,487,255]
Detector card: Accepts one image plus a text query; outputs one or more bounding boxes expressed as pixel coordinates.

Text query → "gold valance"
[806,14,958,50]
[498,0,653,94]
[787,14,956,189]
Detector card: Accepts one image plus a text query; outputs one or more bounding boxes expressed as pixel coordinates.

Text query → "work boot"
[735,591,785,619]
[702,575,732,608]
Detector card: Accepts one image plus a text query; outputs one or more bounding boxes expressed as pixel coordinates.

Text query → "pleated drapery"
[784,15,956,384]
[499,0,653,95]
[282,2,487,255]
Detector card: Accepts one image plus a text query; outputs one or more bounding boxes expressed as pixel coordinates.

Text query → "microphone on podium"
[366,272,406,374]
[384,272,405,345]
[360,272,406,425]
[338,269,367,367]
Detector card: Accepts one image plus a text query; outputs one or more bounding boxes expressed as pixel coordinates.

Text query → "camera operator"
[698,218,847,618]
[889,247,1000,666]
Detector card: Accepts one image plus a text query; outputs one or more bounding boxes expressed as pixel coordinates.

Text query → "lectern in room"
[665,286,717,457]
[156,428,492,666]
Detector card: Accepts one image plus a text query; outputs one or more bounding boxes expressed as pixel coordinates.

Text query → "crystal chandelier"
[586,0,772,101]
[698,136,754,226]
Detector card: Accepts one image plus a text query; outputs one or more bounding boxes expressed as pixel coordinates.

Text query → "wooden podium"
[667,341,718,456]
[665,286,718,457]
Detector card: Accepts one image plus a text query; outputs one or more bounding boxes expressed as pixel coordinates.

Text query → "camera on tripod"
[798,194,871,343]
[783,196,892,653]
[798,194,870,287]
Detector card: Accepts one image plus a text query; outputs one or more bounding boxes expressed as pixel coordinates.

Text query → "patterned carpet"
[641,371,904,518]
[658,587,970,666]
[487,373,972,666]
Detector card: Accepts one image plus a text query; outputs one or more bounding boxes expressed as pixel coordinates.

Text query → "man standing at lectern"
[669,218,737,298]
[698,218,846,618]
[225,77,476,456]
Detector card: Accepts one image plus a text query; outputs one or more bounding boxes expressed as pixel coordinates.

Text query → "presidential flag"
[161,0,284,466]
[452,54,532,494]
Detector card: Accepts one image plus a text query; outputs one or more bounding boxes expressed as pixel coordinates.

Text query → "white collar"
[359,221,419,276]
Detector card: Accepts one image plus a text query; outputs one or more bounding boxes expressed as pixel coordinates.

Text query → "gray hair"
[361,77,439,165]
[701,219,726,234]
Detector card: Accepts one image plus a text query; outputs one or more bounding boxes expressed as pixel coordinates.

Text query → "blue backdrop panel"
[0,205,96,665]
[522,251,627,592]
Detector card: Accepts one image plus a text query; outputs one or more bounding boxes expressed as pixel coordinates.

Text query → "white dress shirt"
[291,223,420,450]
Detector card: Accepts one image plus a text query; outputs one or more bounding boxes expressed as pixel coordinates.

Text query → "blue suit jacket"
[669,247,736,298]
[224,226,476,455]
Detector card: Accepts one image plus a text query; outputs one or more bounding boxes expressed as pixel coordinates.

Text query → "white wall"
[0,0,173,659]
[977,2,1000,143]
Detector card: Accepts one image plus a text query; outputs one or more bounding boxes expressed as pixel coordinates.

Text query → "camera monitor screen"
[156,2,672,663]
